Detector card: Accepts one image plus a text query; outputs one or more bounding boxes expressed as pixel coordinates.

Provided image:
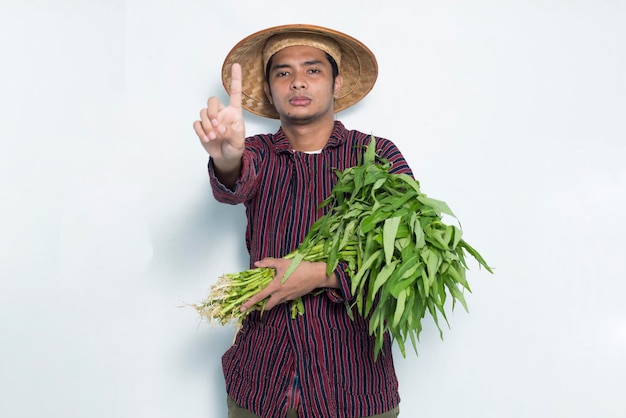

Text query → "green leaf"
[350,249,382,294]
[451,225,464,250]
[360,209,389,234]
[393,289,407,328]
[383,216,401,264]
[371,261,398,296]
[282,252,305,283]
[445,278,469,312]
[394,173,422,195]
[447,261,471,292]
[364,135,377,164]
[410,213,426,248]
[425,250,440,291]
[459,239,494,273]
[426,298,444,339]
[417,195,457,218]
[388,254,420,297]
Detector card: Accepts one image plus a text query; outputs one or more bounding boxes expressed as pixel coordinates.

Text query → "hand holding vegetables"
[239,258,336,313]
[193,137,493,359]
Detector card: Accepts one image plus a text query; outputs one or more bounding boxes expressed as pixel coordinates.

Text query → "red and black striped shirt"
[208,121,413,418]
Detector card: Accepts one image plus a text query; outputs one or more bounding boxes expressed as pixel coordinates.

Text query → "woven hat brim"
[221,24,378,119]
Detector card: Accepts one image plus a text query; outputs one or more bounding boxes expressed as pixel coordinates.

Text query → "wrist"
[312,261,340,289]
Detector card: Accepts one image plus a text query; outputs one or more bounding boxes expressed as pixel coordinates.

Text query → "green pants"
[227,396,400,418]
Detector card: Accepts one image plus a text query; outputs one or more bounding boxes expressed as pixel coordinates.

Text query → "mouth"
[288,95,311,106]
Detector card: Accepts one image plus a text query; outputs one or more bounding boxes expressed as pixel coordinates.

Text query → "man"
[193,24,413,418]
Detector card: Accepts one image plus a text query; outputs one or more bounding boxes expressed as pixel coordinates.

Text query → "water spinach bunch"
[194,137,493,359]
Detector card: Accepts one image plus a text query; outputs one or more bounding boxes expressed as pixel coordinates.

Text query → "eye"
[275,71,289,77]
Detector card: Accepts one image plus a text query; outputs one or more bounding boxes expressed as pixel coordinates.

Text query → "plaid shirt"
[208,121,412,418]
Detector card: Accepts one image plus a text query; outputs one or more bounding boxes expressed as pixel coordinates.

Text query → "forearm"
[212,157,242,189]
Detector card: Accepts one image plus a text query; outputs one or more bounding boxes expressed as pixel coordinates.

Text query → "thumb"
[254,257,276,269]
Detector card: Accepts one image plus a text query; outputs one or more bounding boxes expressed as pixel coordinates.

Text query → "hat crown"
[262,32,342,73]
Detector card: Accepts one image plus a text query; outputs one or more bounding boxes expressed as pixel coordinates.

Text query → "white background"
[1,1,625,417]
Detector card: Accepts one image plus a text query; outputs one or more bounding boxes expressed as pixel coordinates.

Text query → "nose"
[290,72,307,90]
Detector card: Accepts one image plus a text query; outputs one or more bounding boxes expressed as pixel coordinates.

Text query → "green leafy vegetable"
[193,136,493,360]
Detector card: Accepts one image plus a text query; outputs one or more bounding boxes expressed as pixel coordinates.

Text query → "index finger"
[228,63,242,110]
[240,287,270,313]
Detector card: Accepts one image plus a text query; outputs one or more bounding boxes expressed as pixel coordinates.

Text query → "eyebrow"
[270,59,324,72]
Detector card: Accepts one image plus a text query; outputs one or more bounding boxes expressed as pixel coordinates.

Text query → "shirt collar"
[272,120,347,154]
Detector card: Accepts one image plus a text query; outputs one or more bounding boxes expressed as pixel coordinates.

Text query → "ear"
[264,82,273,104]
[333,74,344,98]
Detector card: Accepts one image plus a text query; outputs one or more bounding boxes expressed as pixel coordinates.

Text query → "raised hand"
[193,63,246,164]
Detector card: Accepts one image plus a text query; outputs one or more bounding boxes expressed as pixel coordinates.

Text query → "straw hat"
[221,24,378,119]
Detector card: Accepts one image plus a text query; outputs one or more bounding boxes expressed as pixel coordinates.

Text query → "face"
[264,45,343,123]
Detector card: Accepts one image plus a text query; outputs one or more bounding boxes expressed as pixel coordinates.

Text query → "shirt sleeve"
[376,137,414,177]
[208,151,258,205]
[325,261,354,303]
